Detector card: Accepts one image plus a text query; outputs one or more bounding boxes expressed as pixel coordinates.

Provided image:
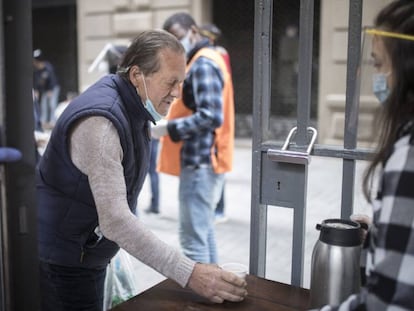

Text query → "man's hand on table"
[187,263,248,304]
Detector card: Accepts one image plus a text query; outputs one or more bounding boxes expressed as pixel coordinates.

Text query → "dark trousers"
[39,261,106,311]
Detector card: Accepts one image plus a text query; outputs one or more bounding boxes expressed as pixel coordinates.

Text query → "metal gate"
[249,0,374,287]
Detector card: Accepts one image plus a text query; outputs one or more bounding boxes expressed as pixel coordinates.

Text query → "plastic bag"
[103,249,139,310]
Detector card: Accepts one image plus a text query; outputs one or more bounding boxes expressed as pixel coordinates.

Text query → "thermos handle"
[357,222,369,231]
[316,223,322,231]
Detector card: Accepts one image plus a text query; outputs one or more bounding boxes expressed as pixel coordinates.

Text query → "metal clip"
[267,127,318,165]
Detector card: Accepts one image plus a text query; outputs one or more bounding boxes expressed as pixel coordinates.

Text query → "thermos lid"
[316,218,362,247]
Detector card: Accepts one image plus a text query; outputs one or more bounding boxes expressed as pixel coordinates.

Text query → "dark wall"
[32,5,78,101]
[32,0,75,8]
[212,0,319,118]
[212,0,254,115]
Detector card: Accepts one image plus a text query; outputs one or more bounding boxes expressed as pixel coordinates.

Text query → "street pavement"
[128,138,372,294]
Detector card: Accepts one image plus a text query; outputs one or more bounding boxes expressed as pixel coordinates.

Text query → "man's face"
[33,59,44,69]
[132,48,186,117]
[167,23,198,55]
[167,23,191,41]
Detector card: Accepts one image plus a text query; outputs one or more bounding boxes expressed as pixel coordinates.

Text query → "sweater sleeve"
[69,116,195,287]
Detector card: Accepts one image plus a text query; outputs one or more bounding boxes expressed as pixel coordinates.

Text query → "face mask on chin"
[372,72,391,104]
[141,75,163,122]
[180,30,195,55]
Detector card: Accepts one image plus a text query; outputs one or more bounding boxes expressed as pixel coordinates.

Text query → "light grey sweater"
[69,116,195,287]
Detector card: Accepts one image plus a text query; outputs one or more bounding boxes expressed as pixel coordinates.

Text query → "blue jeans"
[179,166,224,263]
[39,261,106,311]
[40,85,60,123]
[148,139,160,212]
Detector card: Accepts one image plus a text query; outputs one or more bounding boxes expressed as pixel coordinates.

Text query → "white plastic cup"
[220,262,248,279]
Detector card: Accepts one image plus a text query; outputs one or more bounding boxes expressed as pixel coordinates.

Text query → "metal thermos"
[309,218,363,308]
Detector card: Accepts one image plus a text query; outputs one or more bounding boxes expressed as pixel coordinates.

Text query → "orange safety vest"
[157,48,235,176]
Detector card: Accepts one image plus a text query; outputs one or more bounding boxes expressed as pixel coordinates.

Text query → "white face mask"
[180,30,195,55]
[141,75,163,121]
[372,72,391,104]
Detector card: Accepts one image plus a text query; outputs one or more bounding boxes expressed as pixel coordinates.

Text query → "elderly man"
[37,30,245,311]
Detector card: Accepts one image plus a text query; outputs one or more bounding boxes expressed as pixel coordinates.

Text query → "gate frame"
[249,0,373,287]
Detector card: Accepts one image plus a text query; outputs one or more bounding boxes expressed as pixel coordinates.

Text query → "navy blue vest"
[37,75,152,269]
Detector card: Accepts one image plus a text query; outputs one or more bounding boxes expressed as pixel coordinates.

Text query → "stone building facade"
[77,0,211,91]
[74,0,391,145]
[318,0,391,146]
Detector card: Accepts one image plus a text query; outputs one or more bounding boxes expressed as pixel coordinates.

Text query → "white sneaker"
[214,215,228,224]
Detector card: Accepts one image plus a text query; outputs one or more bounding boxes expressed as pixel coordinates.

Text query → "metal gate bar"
[250,0,316,286]
[249,0,273,278]
[296,0,314,143]
[250,0,367,287]
[341,0,363,219]
[291,0,315,286]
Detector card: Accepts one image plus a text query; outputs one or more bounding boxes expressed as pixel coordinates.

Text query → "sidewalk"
[129,138,371,294]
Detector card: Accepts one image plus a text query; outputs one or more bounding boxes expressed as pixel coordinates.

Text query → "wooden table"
[111,275,310,311]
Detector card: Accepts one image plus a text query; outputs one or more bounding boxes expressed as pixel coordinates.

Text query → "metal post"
[249,0,273,278]
[0,0,9,309]
[3,0,40,310]
[341,0,363,219]
[285,0,315,287]
[296,0,314,145]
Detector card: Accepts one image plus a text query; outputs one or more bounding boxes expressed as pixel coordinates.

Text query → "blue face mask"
[179,30,195,55]
[141,75,163,122]
[372,73,390,104]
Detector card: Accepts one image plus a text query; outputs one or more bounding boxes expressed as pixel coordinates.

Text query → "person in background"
[53,91,78,122]
[312,1,414,310]
[199,23,234,224]
[200,23,235,224]
[33,89,48,161]
[37,30,246,311]
[156,13,235,264]
[33,49,60,128]
[107,45,128,75]
[144,136,160,215]
[199,23,232,74]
